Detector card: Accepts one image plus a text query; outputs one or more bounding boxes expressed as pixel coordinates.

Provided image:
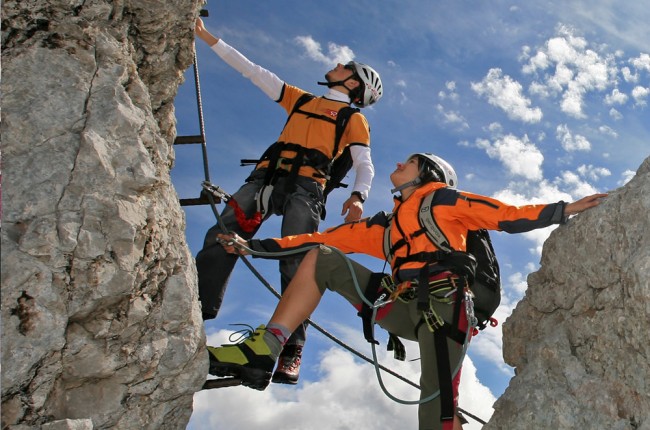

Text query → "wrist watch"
[351,191,366,203]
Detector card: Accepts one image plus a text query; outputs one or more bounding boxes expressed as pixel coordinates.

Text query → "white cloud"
[621,67,638,83]
[619,170,637,186]
[528,81,550,97]
[604,88,628,105]
[436,104,469,129]
[487,122,502,133]
[438,81,459,101]
[609,107,623,120]
[631,53,650,73]
[457,359,497,430]
[555,124,591,151]
[556,170,600,197]
[631,86,649,106]
[598,125,618,138]
[471,68,543,123]
[294,35,355,65]
[576,164,611,181]
[507,271,529,297]
[521,25,618,118]
[478,134,544,180]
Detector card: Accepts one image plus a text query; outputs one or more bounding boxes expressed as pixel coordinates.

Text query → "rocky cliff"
[1,1,206,429]
[486,157,650,429]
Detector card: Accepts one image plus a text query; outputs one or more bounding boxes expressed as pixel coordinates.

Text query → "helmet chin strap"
[390,177,422,195]
[317,78,350,88]
[318,72,358,88]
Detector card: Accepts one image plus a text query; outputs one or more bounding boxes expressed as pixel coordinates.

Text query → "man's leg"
[207,248,325,389]
[195,177,264,320]
[272,178,322,383]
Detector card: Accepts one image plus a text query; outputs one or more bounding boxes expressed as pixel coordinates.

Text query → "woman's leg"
[268,248,324,332]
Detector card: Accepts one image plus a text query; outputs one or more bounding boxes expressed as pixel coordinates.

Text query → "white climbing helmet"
[345,61,383,108]
[410,153,458,188]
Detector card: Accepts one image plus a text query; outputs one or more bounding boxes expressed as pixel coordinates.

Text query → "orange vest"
[255,85,370,184]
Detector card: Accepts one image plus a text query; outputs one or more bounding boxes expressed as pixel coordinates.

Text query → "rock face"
[1,1,206,429]
[486,157,650,429]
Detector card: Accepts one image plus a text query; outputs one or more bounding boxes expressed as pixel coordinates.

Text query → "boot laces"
[225,324,260,344]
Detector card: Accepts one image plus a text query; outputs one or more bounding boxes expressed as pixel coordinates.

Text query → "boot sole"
[210,362,271,391]
[271,373,299,385]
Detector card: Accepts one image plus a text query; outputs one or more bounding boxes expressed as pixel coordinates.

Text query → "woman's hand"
[565,193,608,216]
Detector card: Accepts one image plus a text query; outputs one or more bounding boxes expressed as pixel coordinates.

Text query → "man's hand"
[341,195,364,223]
[565,193,608,216]
[195,17,219,46]
[215,233,249,255]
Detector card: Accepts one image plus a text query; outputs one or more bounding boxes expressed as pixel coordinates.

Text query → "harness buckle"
[275,157,291,170]
[464,289,478,329]
[255,184,274,216]
[423,305,445,332]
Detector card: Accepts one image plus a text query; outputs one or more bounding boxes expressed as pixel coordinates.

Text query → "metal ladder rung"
[174,135,205,145]
[179,194,220,207]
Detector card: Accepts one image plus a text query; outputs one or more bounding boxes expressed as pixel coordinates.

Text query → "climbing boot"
[271,344,303,385]
[207,325,281,390]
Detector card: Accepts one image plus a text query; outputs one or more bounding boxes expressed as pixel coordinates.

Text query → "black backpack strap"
[434,326,456,425]
[387,333,406,361]
[332,106,360,158]
[283,145,305,193]
[357,272,386,345]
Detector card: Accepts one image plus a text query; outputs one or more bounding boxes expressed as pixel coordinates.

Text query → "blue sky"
[173,2,649,428]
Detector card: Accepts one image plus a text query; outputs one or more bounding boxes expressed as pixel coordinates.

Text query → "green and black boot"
[207,325,282,390]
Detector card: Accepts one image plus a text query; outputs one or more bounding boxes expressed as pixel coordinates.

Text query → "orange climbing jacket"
[249,181,567,281]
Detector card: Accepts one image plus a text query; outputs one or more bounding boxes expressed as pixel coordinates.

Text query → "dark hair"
[417,155,443,184]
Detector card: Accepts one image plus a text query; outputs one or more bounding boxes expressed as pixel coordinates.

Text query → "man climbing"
[207,152,606,430]
[194,18,383,385]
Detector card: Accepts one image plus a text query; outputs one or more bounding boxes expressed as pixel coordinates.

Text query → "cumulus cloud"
[621,67,638,83]
[555,124,591,151]
[294,35,355,65]
[476,134,544,180]
[577,164,611,181]
[619,170,636,186]
[521,25,618,118]
[631,53,650,73]
[604,88,628,105]
[471,68,543,123]
[438,81,459,101]
[631,86,649,106]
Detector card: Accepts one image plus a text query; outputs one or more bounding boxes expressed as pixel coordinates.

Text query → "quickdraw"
[201,181,262,233]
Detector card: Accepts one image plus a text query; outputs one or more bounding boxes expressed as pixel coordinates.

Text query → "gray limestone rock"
[1,1,206,429]
[486,157,650,429]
